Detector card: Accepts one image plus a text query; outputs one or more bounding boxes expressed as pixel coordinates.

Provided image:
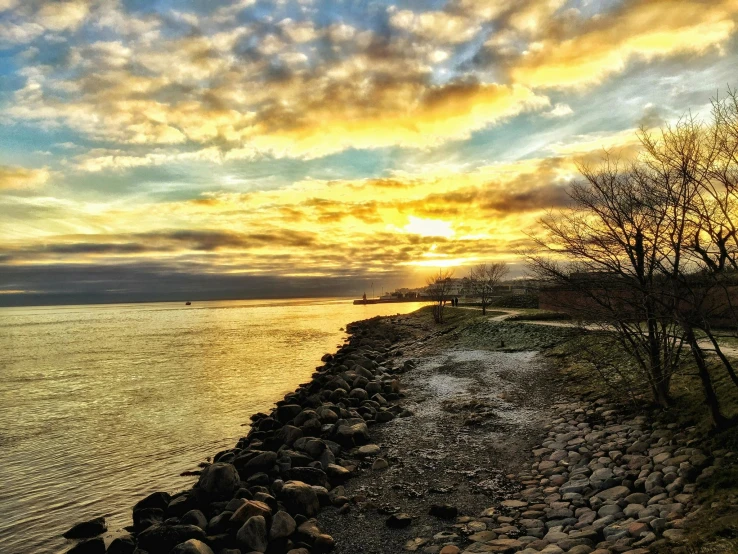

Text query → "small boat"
[185,301,191,305]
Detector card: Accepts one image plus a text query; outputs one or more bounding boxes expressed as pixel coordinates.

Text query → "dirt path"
[486,308,738,358]
[318,318,565,553]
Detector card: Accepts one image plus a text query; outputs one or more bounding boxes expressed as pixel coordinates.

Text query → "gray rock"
[196,463,240,500]
[270,510,296,540]
[181,510,208,530]
[170,539,215,554]
[236,515,268,552]
[280,480,320,517]
[63,517,107,539]
[137,524,206,553]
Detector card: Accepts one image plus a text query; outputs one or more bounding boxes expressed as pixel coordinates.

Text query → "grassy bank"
[547,331,738,553]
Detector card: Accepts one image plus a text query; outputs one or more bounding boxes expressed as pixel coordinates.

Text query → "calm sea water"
[0,298,425,554]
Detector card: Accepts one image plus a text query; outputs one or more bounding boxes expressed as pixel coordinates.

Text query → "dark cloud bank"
[0,263,390,307]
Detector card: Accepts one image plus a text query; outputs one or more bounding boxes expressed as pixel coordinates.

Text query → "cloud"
[0,165,50,190]
[36,1,89,32]
[506,0,738,88]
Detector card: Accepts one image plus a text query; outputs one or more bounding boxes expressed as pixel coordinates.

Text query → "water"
[0,298,425,554]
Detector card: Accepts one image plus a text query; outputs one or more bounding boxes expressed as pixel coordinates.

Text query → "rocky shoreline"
[60,310,736,554]
[62,315,416,554]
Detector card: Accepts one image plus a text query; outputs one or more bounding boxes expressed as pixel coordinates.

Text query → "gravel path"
[318,319,564,553]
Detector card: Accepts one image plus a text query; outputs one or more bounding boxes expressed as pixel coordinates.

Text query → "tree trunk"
[685,328,731,429]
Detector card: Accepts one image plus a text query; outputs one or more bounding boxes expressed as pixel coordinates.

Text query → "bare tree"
[426,269,454,323]
[529,100,738,428]
[468,262,509,315]
[528,156,686,409]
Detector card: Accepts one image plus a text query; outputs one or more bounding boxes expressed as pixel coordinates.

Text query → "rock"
[270,510,297,540]
[663,529,686,542]
[137,524,206,552]
[357,444,381,457]
[106,536,135,554]
[325,463,351,483]
[280,480,320,517]
[429,504,458,519]
[285,467,329,488]
[277,404,304,423]
[595,485,630,501]
[133,491,171,514]
[236,515,268,552]
[196,463,241,500]
[181,510,208,530]
[501,500,527,509]
[170,539,215,554]
[65,538,105,554]
[230,500,272,527]
[372,458,389,471]
[334,421,370,446]
[439,547,460,554]
[63,517,107,539]
[314,533,335,553]
[243,452,278,475]
[386,513,413,529]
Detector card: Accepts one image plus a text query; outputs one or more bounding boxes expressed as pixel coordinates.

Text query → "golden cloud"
[0,165,50,190]
[509,0,738,88]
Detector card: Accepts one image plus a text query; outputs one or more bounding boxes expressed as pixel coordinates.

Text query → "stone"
[387,513,413,529]
[595,486,630,501]
[106,536,135,554]
[285,467,330,488]
[357,444,381,457]
[372,458,389,471]
[270,510,297,540]
[280,480,320,517]
[230,500,272,527]
[662,529,685,542]
[325,463,351,483]
[501,500,527,509]
[170,539,215,554]
[236,515,268,552]
[180,510,208,530]
[196,463,241,499]
[137,524,206,553]
[439,547,460,554]
[63,517,107,539]
[243,452,278,475]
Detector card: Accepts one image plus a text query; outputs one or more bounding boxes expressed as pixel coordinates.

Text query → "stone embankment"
[61,316,412,554]
[403,400,733,554]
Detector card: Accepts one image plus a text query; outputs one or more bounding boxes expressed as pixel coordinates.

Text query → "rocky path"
[318,318,563,553]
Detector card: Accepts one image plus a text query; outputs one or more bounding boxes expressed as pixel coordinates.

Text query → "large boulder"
[170,539,215,554]
[236,515,268,552]
[280,480,320,517]
[196,463,240,500]
[63,517,107,539]
[136,524,206,552]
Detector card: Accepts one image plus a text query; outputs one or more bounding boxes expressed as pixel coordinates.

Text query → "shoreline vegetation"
[61,307,738,554]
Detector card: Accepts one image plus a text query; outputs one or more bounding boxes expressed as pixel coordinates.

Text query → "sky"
[1,0,738,305]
